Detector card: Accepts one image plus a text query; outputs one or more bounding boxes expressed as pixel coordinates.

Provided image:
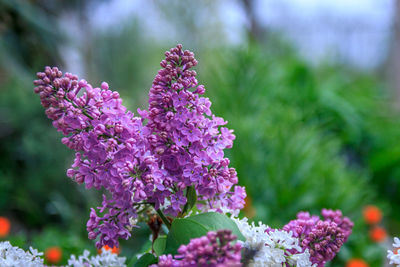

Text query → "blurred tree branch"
[240,0,265,42]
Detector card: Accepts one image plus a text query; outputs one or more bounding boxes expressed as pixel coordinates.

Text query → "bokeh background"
[1,0,400,266]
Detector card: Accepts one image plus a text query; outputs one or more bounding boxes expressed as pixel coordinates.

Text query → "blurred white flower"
[388,237,400,266]
[0,241,44,267]
[67,247,126,267]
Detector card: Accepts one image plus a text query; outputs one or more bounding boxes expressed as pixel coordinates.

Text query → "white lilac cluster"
[388,237,400,266]
[0,241,127,267]
[231,217,315,267]
[0,241,44,267]
[67,247,127,267]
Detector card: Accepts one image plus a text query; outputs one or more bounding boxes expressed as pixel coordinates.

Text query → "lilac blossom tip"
[282,209,353,266]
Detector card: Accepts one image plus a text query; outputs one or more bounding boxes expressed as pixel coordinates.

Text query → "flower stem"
[154,207,171,229]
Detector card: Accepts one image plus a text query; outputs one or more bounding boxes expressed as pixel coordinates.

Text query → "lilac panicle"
[282,209,353,266]
[301,220,345,266]
[34,67,159,248]
[33,45,245,248]
[154,230,242,267]
[141,44,245,215]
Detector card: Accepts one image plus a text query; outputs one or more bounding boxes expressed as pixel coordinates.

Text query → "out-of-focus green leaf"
[135,253,157,267]
[153,236,166,256]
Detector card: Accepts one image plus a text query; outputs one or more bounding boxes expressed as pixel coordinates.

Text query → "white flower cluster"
[0,241,44,267]
[231,217,315,267]
[0,241,127,267]
[388,237,400,266]
[67,247,127,267]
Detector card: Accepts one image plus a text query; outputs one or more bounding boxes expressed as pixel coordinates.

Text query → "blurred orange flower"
[243,195,256,218]
[45,246,62,264]
[0,217,11,238]
[99,245,120,255]
[346,258,369,267]
[369,226,387,242]
[363,205,382,225]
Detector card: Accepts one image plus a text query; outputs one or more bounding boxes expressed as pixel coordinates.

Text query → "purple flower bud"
[101,82,109,90]
[75,173,84,184]
[155,147,165,155]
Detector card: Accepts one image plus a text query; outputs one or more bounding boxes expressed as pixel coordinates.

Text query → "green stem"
[155,208,171,229]
[64,96,94,120]
[81,109,94,120]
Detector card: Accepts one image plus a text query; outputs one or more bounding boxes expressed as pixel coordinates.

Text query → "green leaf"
[129,238,152,265]
[153,235,167,256]
[182,185,197,214]
[189,212,245,241]
[164,212,245,255]
[164,218,209,254]
[135,253,157,267]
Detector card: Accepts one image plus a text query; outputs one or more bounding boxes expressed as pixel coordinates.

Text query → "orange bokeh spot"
[0,217,11,238]
[45,246,62,264]
[98,245,120,255]
[243,196,256,219]
[346,258,369,267]
[363,205,382,225]
[243,195,252,209]
[369,226,387,243]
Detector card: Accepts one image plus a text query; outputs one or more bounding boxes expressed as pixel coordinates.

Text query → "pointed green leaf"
[153,235,167,256]
[189,212,245,241]
[164,212,245,255]
[182,186,197,214]
[164,218,209,254]
[135,253,157,267]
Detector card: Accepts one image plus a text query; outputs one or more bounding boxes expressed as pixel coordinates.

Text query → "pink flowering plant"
[32,45,354,266]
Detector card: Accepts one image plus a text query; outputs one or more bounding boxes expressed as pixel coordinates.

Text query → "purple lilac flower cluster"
[282,209,353,266]
[140,44,245,215]
[34,67,157,248]
[33,45,245,248]
[154,230,242,267]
